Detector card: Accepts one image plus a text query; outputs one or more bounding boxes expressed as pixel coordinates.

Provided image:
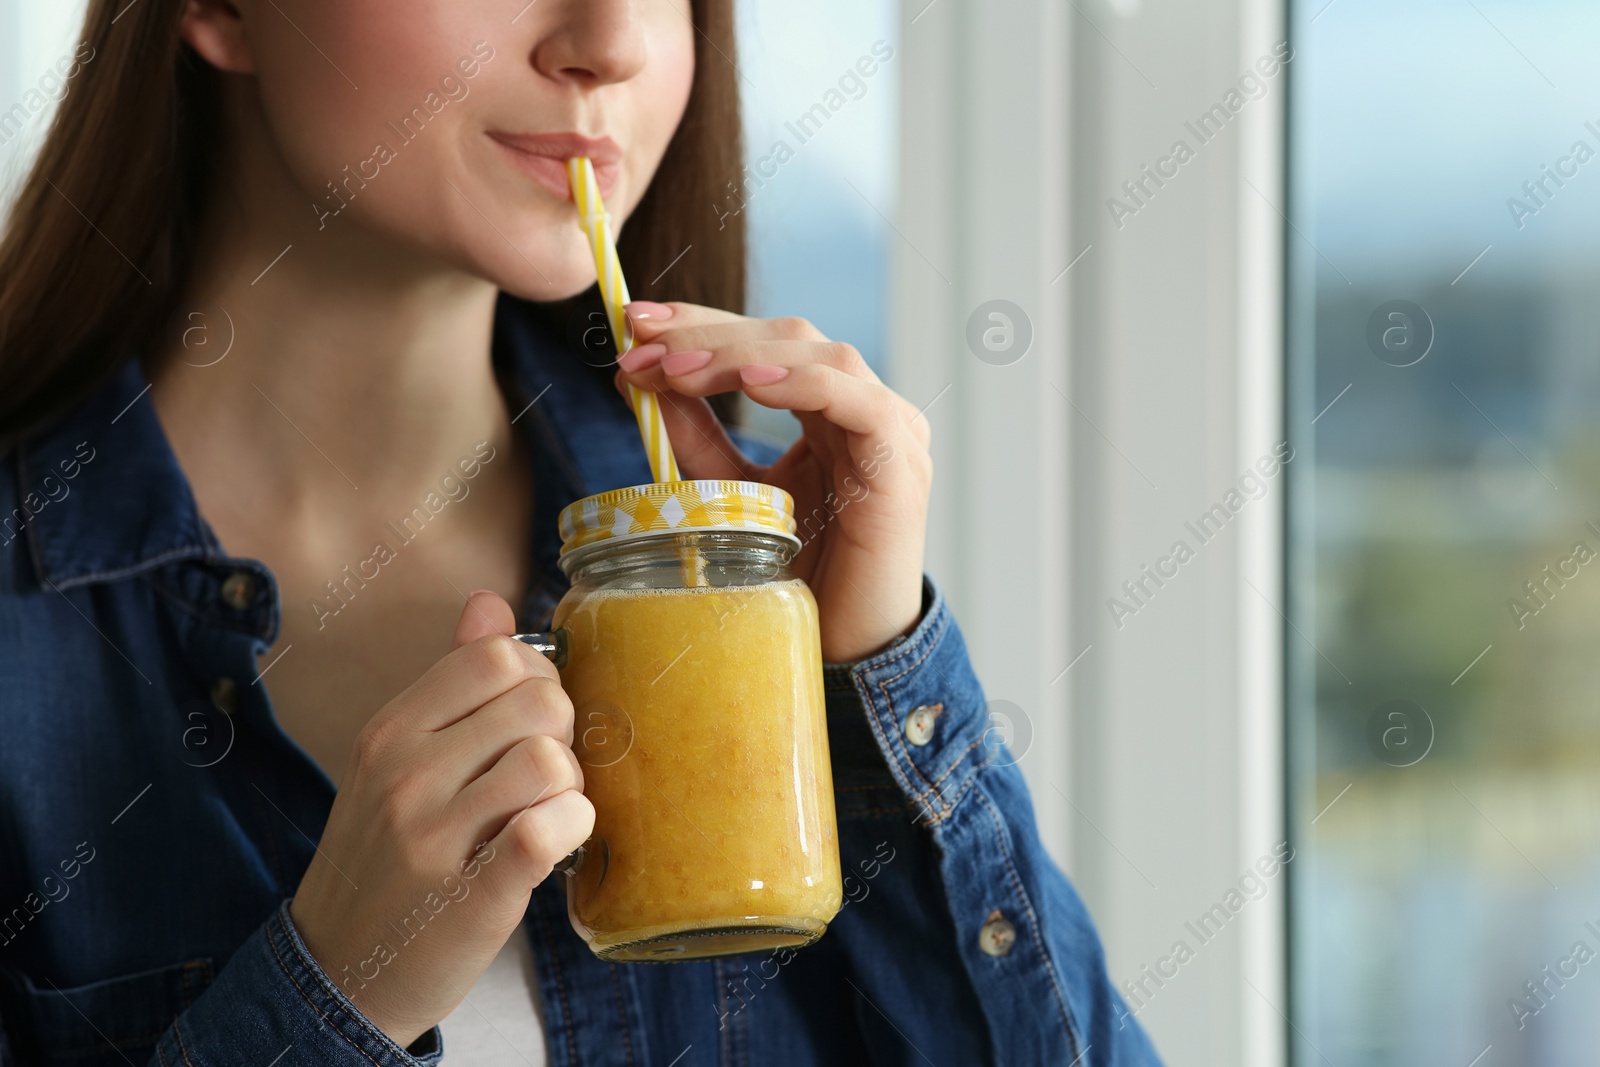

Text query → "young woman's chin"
[290,121,646,302]
[442,221,616,304]
[454,221,607,303]
[308,180,616,303]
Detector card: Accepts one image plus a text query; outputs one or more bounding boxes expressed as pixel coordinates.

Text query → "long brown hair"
[0,0,745,452]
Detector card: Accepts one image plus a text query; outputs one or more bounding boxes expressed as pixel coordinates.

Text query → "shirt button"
[979,911,1016,957]
[903,704,941,746]
[220,570,256,611]
[209,677,239,716]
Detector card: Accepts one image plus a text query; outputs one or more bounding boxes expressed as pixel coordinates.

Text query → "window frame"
[890,0,1288,1062]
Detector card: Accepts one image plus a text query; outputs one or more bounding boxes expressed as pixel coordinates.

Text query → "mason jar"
[517,480,843,962]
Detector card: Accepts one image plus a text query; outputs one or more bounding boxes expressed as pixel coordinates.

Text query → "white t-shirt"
[437,920,548,1065]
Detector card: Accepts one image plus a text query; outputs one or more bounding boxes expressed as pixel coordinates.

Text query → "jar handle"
[551,835,608,882]
[552,843,585,875]
[512,630,568,669]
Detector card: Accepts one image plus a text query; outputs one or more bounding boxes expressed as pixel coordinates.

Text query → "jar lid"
[557,479,801,556]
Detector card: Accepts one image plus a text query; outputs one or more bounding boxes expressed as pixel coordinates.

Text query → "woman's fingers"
[473,788,595,891]
[737,361,912,437]
[626,317,841,364]
[619,339,875,397]
[391,619,556,733]
[623,300,746,343]
[451,589,516,648]
[431,674,576,790]
[453,733,588,854]
[616,303,927,500]
[623,305,858,381]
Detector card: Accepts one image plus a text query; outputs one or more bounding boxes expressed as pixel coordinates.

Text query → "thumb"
[452,589,516,650]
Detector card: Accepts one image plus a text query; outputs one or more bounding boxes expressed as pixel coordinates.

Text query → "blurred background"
[6,0,1598,1065]
[1287,3,1600,1066]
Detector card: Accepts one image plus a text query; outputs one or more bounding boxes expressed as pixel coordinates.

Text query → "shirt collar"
[16,290,655,594]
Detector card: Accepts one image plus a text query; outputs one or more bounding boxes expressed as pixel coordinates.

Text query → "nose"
[533,0,649,87]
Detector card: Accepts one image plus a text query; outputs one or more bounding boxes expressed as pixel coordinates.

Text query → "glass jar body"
[553,530,843,961]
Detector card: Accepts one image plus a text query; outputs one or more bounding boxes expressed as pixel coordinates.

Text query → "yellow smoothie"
[554,577,843,960]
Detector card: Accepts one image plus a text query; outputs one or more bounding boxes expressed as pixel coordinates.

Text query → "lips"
[488,131,622,201]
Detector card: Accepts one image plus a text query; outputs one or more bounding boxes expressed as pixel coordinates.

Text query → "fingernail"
[661,349,713,376]
[618,343,666,372]
[626,301,674,321]
[740,364,790,386]
[466,588,497,599]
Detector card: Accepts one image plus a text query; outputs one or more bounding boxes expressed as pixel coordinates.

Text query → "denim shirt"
[0,295,1161,1067]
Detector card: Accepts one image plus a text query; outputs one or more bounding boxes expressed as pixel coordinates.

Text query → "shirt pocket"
[0,956,214,1066]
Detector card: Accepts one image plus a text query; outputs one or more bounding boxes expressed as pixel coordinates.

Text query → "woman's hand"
[289,592,593,1048]
[617,301,932,662]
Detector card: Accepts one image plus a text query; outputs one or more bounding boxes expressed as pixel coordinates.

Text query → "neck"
[148,90,517,513]
[151,240,507,498]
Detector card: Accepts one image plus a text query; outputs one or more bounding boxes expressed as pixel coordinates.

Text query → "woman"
[0,1,1161,1064]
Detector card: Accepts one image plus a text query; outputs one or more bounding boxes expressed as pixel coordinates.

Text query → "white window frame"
[889,1,1286,1062]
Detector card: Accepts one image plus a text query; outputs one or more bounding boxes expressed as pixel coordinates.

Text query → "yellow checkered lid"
[557,480,800,556]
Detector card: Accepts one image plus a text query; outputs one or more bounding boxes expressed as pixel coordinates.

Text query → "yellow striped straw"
[566,156,681,484]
